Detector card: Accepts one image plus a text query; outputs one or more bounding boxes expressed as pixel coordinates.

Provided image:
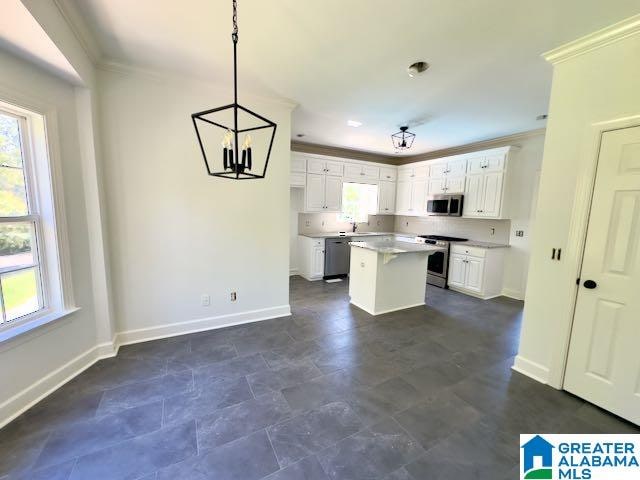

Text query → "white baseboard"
[0,304,290,429]
[0,343,118,429]
[501,288,524,300]
[116,304,291,347]
[349,300,425,316]
[289,268,299,276]
[447,286,500,300]
[512,355,550,384]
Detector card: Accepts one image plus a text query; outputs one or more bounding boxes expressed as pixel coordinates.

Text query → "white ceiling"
[63,0,639,155]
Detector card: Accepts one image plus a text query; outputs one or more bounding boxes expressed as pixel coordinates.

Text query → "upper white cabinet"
[305,174,343,212]
[398,165,429,181]
[396,179,427,216]
[429,157,467,178]
[307,157,344,176]
[378,181,396,214]
[379,167,397,181]
[290,153,307,187]
[344,163,380,181]
[428,176,465,195]
[463,148,512,219]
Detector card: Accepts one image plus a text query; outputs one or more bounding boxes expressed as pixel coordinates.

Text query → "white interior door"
[564,125,640,425]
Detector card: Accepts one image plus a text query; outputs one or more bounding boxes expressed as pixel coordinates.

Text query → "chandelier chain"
[232,0,238,43]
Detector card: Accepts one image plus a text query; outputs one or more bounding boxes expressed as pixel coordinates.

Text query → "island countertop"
[349,239,445,254]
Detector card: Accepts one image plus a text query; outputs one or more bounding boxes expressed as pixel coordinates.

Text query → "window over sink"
[339,182,378,223]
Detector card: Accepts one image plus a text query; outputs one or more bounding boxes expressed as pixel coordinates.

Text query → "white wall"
[0,49,98,422]
[98,68,293,341]
[515,18,640,387]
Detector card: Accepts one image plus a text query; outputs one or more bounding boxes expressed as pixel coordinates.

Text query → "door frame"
[548,114,640,389]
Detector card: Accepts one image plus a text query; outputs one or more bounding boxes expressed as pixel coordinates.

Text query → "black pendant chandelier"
[391,126,415,151]
[191,0,277,180]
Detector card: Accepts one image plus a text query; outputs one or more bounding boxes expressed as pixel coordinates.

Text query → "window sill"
[0,307,81,345]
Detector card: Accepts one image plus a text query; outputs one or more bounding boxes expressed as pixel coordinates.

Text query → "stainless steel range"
[415,235,468,288]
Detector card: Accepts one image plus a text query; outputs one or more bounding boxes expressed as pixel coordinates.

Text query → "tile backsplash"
[297,212,509,244]
[298,213,395,234]
[394,216,511,243]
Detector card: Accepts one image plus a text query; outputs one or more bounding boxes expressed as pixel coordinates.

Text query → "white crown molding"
[543,13,640,65]
[98,59,299,111]
[51,0,103,65]
[396,128,545,164]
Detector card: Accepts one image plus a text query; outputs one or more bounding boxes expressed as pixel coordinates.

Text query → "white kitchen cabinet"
[428,176,465,195]
[448,254,467,287]
[291,153,307,173]
[305,174,343,212]
[307,157,343,176]
[468,153,505,174]
[305,174,326,211]
[429,157,467,178]
[395,179,427,216]
[410,180,427,213]
[378,180,396,214]
[379,167,397,181]
[463,171,504,218]
[396,181,412,214]
[448,244,505,299]
[298,236,325,281]
[344,163,380,181]
[325,175,343,211]
[398,165,429,181]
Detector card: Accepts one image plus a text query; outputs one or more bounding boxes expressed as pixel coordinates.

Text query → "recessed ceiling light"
[407,61,429,77]
[347,120,362,127]
[536,114,548,121]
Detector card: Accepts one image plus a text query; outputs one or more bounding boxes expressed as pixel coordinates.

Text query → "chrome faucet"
[352,222,358,233]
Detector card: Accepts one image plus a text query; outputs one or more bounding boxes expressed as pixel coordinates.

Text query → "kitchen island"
[348,239,445,315]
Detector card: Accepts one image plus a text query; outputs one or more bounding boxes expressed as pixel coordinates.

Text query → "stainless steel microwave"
[426,194,464,216]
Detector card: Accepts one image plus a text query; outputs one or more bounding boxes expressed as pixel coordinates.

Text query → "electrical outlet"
[516,230,524,237]
[230,292,237,301]
[201,294,210,306]
[305,220,310,227]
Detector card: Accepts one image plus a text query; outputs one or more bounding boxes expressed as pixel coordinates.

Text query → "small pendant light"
[391,126,415,151]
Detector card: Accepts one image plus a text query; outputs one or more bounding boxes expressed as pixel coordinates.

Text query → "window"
[340,182,378,223]
[0,110,44,325]
[0,100,73,340]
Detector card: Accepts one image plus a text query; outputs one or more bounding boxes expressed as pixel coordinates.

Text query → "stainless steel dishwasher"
[324,237,352,278]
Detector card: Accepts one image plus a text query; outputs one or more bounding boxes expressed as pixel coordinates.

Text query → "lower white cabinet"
[298,236,325,280]
[305,174,343,212]
[447,244,505,299]
[378,180,396,214]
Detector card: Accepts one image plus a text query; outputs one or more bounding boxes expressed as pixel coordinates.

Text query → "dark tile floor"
[1,277,637,479]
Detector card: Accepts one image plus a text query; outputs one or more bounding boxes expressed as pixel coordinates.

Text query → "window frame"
[0,96,77,344]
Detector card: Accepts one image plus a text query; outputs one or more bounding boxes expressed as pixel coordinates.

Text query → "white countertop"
[300,231,398,239]
[349,239,445,254]
[452,240,510,249]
